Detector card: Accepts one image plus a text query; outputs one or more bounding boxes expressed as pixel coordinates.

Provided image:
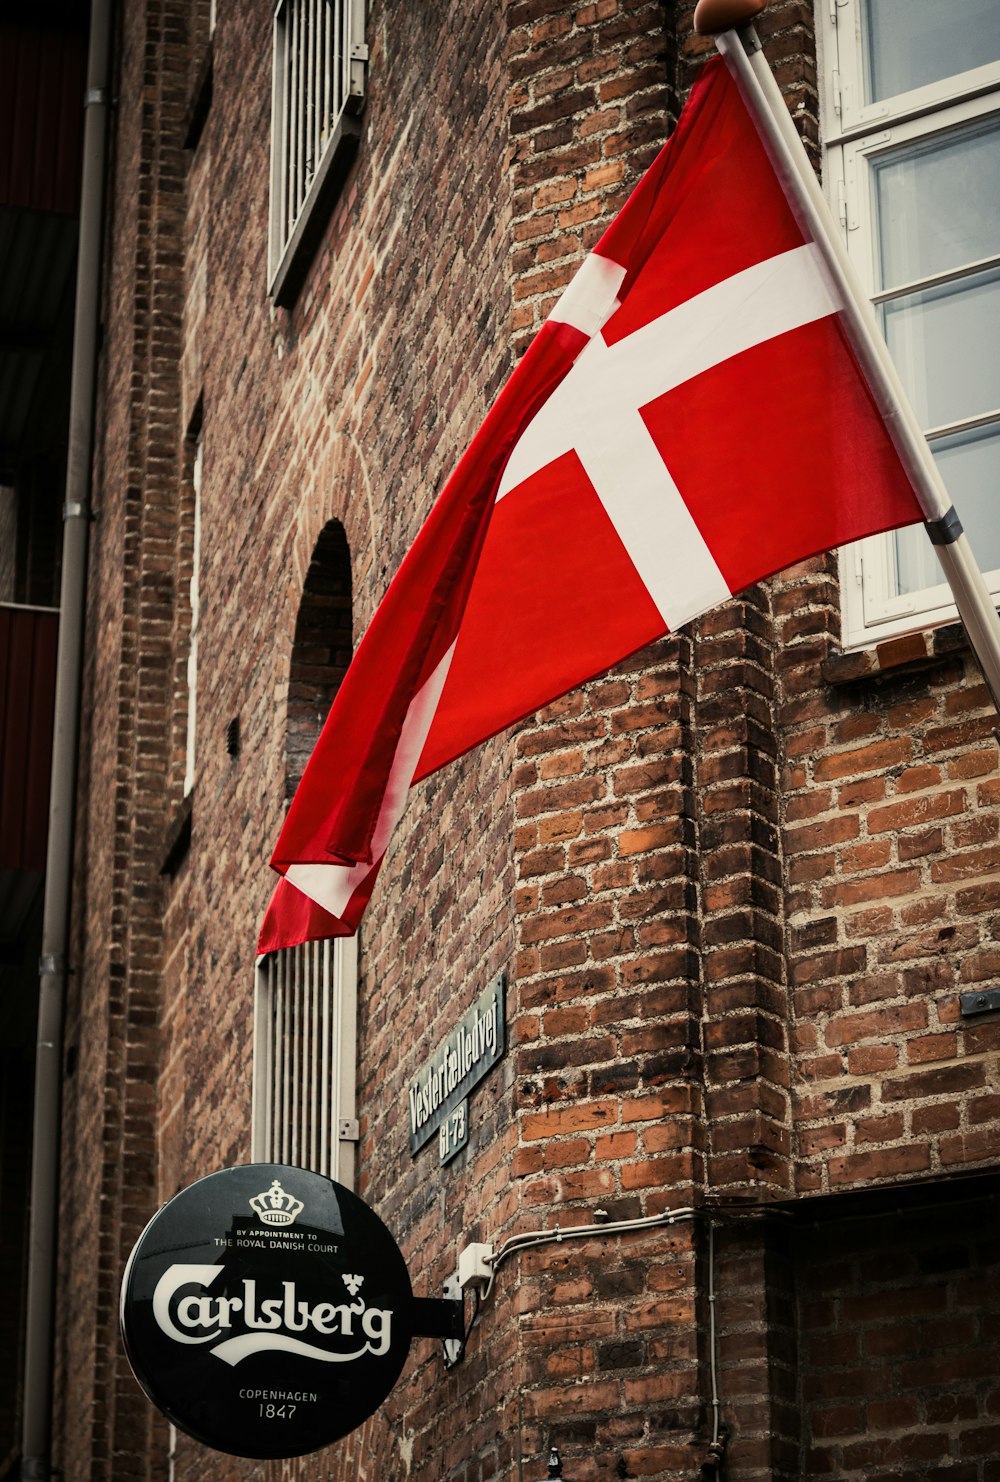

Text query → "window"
[252,518,357,1180]
[285,520,352,801]
[183,431,203,797]
[251,938,359,1183]
[821,0,1000,646]
[268,0,367,307]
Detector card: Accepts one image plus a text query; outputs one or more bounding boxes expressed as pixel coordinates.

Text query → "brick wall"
[57,0,193,1476]
[782,618,1000,1193]
[794,1184,1000,1481]
[50,0,1000,1479]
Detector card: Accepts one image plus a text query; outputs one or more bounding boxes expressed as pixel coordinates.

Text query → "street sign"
[408,973,505,1158]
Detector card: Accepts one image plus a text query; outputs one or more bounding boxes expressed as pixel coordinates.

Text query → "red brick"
[813,738,913,782]
[867,788,967,833]
[882,1062,987,1101]
[827,1143,931,1184]
[824,1001,927,1048]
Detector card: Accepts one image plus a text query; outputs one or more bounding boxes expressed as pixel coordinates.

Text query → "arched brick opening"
[286,519,353,801]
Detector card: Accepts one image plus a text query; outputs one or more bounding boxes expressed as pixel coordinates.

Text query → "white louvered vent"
[251,936,358,1185]
[268,0,367,303]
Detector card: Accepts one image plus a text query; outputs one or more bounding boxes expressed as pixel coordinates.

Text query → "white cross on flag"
[260,55,922,951]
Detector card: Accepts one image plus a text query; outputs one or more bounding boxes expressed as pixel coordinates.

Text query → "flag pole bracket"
[411,1295,465,1341]
[960,987,1000,1019]
[926,508,964,546]
[736,21,762,55]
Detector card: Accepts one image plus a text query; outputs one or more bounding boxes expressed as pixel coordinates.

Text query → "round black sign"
[120,1164,413,1458]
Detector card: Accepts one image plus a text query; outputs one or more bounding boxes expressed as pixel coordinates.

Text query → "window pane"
[893,423,1000,593]
[873,117,1000,288]
[892,525,940,598]
[863,0,1000,103]
[881,265,1000,428]
[935,423,1000,571]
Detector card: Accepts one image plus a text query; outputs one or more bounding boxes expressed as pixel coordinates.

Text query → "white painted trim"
[819,3,1000,648]
[183,433,203,797]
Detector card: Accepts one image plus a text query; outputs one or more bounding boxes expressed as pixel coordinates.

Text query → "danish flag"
[260,55,922,951]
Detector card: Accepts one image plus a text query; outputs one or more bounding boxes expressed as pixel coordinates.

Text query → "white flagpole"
[693,0,1000,712]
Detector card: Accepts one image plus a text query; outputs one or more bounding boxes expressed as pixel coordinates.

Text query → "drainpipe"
[20,0,113,1476]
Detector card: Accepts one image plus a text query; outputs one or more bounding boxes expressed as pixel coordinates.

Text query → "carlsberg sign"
[152,1265,394,1364]
[121,1166,414,1460]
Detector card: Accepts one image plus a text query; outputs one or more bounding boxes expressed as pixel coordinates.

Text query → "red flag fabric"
[259,55,922,952]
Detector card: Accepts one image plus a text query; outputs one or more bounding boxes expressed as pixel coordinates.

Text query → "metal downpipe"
[20,0,113,1475]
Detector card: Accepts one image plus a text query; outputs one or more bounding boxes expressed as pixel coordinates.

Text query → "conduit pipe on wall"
[482,1208,725,1472]
[20,0,113,1476]
[482,1206,700,1293]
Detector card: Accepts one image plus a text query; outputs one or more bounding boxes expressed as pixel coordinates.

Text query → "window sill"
[269,109,362,310]
[159,791,193,878]
[183,41,213,151]
[822,620,968,687]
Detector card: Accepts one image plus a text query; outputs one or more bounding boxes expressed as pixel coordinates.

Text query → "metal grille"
[251,937,357,1183]
[269,0,366,286]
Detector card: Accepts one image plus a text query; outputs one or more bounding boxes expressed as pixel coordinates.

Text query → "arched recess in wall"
[251,518,357,1186]
[285,518,353,800]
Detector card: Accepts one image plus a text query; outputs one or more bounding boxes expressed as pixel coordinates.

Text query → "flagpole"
[693,0,1000,713]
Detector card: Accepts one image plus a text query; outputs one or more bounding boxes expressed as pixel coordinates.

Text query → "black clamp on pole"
[925,507,964,546]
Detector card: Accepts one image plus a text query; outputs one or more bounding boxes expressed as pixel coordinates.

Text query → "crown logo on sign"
[249,1179,305,1227]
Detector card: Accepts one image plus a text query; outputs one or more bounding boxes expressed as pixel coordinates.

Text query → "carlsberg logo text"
[152,1264,393,1367]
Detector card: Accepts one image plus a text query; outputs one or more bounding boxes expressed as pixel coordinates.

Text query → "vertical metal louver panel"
[252,937,358,1184]
[269,0,366,295]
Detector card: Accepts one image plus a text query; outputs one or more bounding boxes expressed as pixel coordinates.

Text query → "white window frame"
[268,0,367,307]
[251,936,359,1186]
[183,433,203,798]
[819,0,1000,648]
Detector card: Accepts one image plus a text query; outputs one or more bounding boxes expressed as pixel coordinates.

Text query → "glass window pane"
[893,423,1000,594]
[892,525,940,598]
[881,265,1000,428]
[863,0,1000,103]
[935,423,1000,572]
[873,116,1000,288]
